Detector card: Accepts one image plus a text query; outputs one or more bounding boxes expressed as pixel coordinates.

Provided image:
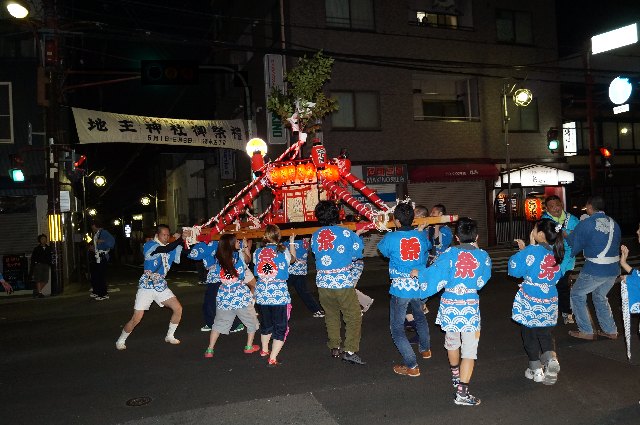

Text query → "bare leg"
[162,297,183,325]
[208,330,221,350]
[460,358,475,383]
[261,333,272,353]
[246,331,256,348]
[123,310,145,333]
[270,339,284,361]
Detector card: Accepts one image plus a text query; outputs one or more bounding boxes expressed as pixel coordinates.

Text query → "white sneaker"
[543,358,560,385]
[200,325,211,332]
[525,367,544,382]
[165,336,181,345]
[562,313,575,324]
[116,341,126,350]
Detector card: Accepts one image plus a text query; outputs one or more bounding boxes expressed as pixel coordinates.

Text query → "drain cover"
[126,397,152,407]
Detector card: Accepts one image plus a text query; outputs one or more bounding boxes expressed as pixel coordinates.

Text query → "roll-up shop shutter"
[0,212,39,256]
[407,180,488,247]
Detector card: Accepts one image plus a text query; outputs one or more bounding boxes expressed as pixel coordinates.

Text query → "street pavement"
[2,249,640,425]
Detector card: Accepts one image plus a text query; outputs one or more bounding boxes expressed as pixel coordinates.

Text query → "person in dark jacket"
[31,234,52,298]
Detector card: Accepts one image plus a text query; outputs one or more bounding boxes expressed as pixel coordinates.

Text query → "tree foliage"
[266,51,339,134]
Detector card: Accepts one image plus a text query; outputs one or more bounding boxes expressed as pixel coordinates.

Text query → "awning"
[409,163,498,182]
[494,164,574,188]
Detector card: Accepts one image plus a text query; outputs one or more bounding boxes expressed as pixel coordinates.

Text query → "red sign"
[364,165,407,184]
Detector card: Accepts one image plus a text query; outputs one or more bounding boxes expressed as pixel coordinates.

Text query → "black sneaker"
[454,392,481,406]
[330,347,342,358]
[341,352,366,365]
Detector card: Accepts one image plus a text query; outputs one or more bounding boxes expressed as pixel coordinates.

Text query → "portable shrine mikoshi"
[182,135,457,246]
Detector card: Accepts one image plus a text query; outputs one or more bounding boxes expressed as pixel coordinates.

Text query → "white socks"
[116,330,130,350]
[165,322,180,344]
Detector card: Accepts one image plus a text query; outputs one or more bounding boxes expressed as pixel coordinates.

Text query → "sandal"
[204,348,214,358]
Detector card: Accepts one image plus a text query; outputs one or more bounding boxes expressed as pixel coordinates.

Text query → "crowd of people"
[112,195,638,407]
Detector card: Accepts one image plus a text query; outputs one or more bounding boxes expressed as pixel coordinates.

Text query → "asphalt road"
[2,259,640,425]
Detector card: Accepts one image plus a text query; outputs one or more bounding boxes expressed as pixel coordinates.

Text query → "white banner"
[264,54,287,145]
[72,107,246,150]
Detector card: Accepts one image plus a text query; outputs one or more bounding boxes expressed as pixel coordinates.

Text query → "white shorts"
[444,331,480,360]
[134,288,176,311]
[244,268,255,283]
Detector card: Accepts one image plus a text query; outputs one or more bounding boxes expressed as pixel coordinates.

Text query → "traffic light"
[546,127,559,152]
[599,146,613,176]
[141,60,199,85]
[8,154,25,182]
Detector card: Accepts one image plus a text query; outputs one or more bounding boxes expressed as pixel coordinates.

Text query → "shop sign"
[364,165,407,184]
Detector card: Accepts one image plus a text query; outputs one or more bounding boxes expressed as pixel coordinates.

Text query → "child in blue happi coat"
[411,217,491,406]
[509,219,565,385]
[254,224,296,367]
[283,237,324,318]
[620,223,640,361]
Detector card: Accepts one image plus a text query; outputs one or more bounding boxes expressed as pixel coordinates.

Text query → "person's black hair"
[536,218,565,266]
[216,234,239,278]
[587,195,605,211]
[432,204,446,214]
[315,200,340,226]
[156,224,170,234]
[37,234,47,244]
[544,195,561,205]
[414,205,428,218]
[456,217,478,243]
[394,203,415,227]
[92,218,103,228]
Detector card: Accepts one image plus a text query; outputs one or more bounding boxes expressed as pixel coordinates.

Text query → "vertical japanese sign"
[562,122,577,157]
[220,149,236,180]
[264,54,287,145]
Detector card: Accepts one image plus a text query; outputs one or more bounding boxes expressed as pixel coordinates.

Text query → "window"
[0,83,14,144]
[504,98,538,131]
[326,0,375,31]
[416,11,458,28]
[413,74,479,121]
[331,91,380,129]
[496,9,532,45]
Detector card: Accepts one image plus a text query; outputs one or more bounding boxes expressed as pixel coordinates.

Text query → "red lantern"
[295,164,307,181]
[304,162,316,180]
[285,164,296,183]
[524,197,543,221]
[251,151,264,175]
[311,140,327,169]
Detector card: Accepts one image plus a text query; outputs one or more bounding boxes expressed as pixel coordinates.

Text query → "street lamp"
[502,82,534,244]
[93,175,106,187]
[140,193,159,225]
[113,218,121,226]
[6,1,29,18]
[87,208,97,217]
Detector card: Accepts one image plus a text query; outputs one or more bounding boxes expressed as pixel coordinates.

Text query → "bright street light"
[6,1,29,19]
[113,219,121,226]
[93,175,106,187]
[513,88,533,107]
[140,196,151,206]
[87,208,97,216]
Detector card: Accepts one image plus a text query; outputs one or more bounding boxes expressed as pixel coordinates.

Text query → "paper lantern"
[295,164,307,182]
[268,167,283,185]
[304,162,316,180]
[251,152,264,174]
[311,141,327,169]
[284,164,297,183]
[524,197,543,221]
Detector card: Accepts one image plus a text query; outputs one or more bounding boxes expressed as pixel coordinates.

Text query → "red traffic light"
[599,147,612,158]
[74,154,87,168]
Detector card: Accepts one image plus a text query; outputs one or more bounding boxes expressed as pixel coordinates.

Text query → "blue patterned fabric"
[138,240,182,292]
[284,238,310,275]
[566,211,621,277]
[378,229,431,298]
[187,241,219,272]
[311,226,363,289]
[626,269,640,314]
[215,256,252,310]
[508,244,562,327]
[419,245,492,332]
[428,225,453,257]
[253,244,292,305]
[542,211,579,274]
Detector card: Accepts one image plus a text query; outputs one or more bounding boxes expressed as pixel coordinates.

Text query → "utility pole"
[43,0,64,294]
